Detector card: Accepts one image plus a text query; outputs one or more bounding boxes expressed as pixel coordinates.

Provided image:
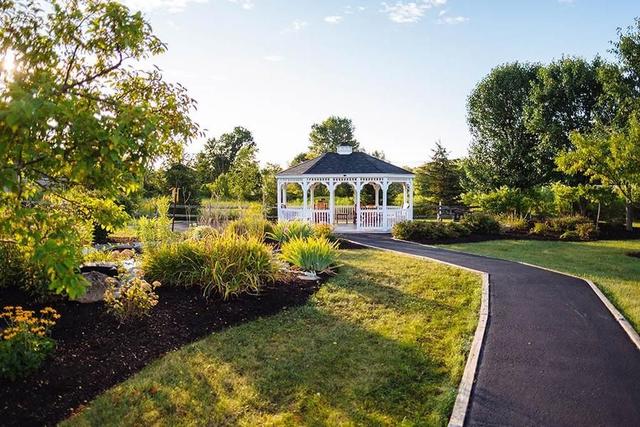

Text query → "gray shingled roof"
[277,152,413,176]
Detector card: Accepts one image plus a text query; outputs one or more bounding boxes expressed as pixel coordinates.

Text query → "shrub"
[202,234,275,299]
[461,213,501,235]
[392,220,471,242]
[186,225,219,241]
[136,197,176,248]
[547,215,592,234]
[268,221,314,244]
[560,230,580,241]
[498,215,530,233]
[576,222,598,241]
[104,278,160,322]
[280,237,340,274]
[312,223,335,240]
[530,222,551,236]
[0,306,59,380]
[83,248,135,264]
[226,216,273,240]
[0,243,49,297]
[143,241,209,288]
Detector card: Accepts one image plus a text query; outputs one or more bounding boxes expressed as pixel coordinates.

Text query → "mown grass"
[64,249,481,426]
[441,239,640,332]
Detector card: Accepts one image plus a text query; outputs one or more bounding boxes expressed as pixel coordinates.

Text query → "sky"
[120,0,638,168]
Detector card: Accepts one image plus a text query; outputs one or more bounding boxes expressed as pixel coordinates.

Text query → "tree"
[195,127,255,184]
[465,62,543,191]
[290,152,311,167]
[0,1,199,297]
[164,161,199,205]
[308,116,359,156]
[415,142,462,205]
[526,57,604,183]
[557,114,640,231]
[261,163,282,215]
[227,146,262,201]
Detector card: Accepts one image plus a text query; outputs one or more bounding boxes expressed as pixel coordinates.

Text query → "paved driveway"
[342,234,640,427]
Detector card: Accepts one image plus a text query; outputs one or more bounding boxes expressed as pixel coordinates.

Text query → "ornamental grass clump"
[104,278,160,322]
[280,237,340,274]
[142,240,209,288]
[0,306,60,380]
[202,233,276,300]
[268,220,314,244]
[225,216,273,240]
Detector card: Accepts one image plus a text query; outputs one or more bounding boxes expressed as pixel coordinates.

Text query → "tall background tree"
[195,126,255,185]
[415,142,462,205]
[525,57,604,183]
[0,0,199,296]
[308,116,360,156]
[464,62,542,191]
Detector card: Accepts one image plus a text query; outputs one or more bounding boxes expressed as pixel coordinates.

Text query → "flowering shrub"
[104,279,160,322]
[0,306,59,380]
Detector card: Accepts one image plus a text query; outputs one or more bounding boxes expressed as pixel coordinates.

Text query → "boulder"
[73,271,118,303]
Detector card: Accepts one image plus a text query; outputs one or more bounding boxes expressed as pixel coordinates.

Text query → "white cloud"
[283,19,309,33]
[380,0,446,24]
[324,15,344,24]
[558,0,575,3]
[438,10,469,25]
[263,55,284,62]
[227,0,254,10]
[119,0,207,14]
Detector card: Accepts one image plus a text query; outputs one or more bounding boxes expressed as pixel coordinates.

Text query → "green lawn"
[64,250,481,426]
[440,239,640,332]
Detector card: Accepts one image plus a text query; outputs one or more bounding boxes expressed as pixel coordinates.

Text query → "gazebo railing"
[312,209,330,224]
[279,207,306,221]
[360,207,383,229]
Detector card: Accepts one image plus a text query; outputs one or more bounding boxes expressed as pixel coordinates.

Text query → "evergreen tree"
[415,142,462,205]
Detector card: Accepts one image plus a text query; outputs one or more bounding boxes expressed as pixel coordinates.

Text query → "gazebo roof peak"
[277,148,413,177]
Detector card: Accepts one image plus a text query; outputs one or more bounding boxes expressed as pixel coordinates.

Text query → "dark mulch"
[0,280,320,427]
[628,251,640,259]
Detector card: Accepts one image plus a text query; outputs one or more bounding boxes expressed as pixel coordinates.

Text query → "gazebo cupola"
[276,146,414,232]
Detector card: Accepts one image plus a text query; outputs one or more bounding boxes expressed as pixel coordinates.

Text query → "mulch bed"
[0,280,320,427]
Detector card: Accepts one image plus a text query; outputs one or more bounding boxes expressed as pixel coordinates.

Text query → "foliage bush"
[226,216,273,240]
[529,215,598,240]
[391,220,471,242]
[104,279,161,322]
[202,234,275,300]
[0,243,49,298]
[530,222,551,236]
[547,215,592,234]
[143,241,209,288]
[0,306,59,380]
[268,221,315,244]
[312,223,335,240]
[498,215,531,233]
[461,212,501,235]
[136,197,177,248]
[186,226,219,241]
[280,237,340,274]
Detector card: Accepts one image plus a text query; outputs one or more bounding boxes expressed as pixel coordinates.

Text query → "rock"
[80,263,119,277]
[73,271,118,303]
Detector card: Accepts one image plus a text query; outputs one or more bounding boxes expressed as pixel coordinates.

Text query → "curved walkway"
[343,234,640,427]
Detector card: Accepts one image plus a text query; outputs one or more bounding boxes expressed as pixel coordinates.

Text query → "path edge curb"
[339,237,490,427]
[518,261,640,351]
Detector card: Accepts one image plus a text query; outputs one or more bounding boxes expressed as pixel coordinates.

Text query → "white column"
[408,179,414,220]
[402,184,408,209]
[310,184,315,209]
[374,184,380,207]
[302,179,309,222]
[282,183,287,206]
[276,180,282,222]
[329,179,335,226]
[382,178,389,231]
[355,178,362,229]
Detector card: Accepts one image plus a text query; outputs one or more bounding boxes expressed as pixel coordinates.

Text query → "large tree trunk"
[626,200,634,232]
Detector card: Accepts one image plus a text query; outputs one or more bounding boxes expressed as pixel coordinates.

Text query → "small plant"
[142,241,209,288]
[391,220,471,242]
[576,222,598,241]
[547,215,592,234]
[186,225,219,241]
[530,222,551,236]
[461,212,501,235]
[104,278,161,322]
[226,216,273,240]
[202,233,275,299]
[313,223,334,240]
[560,230,580,241]
[498,215,530,233]
[268,221,314,244]
[136,197,177,248]
[280,237,340,274]
[0,306,59,380]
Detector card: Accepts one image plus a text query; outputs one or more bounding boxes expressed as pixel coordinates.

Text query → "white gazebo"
[276,146,414,233]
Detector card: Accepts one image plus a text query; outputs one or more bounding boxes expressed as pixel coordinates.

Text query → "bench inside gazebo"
[276,146,414,233]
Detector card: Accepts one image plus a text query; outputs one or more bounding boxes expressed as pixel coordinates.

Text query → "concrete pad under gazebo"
[276,146,414,233]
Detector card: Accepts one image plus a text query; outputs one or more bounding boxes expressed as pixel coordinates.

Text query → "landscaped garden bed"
[0,279,320,426]
[59,249,481,426]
